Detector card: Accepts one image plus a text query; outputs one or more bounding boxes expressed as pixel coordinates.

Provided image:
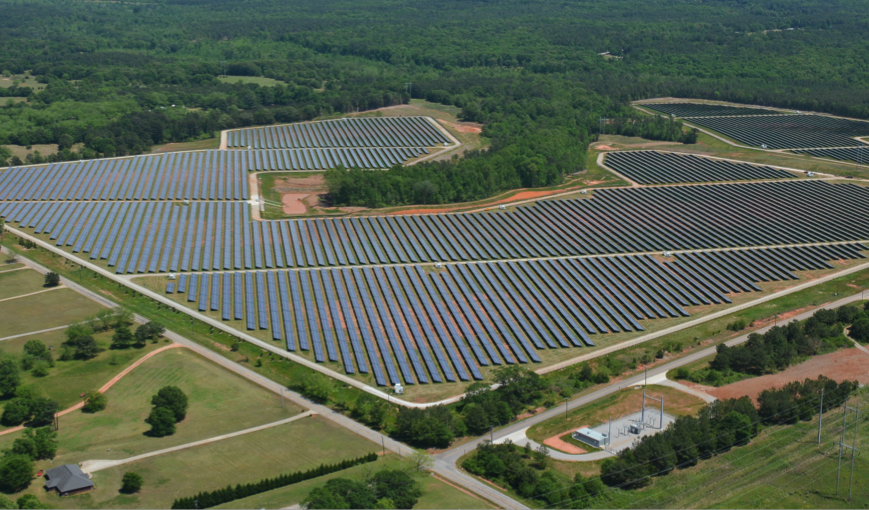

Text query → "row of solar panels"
[604,151,795,185]
[162,244,865,385]
[792,147,869,164]
[226,117,451,149]
[639,103,776,118]
[0,152,249,202]
[4,181,869,271]
[685,115,869,150]
[237,147,429,171]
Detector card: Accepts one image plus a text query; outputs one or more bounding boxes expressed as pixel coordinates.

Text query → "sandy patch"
[594,145,618,151]
[543,429,588,454]
[516,406,547,420]
[703,348,869,403]
[437,118,482,134]
[282,193,310,214]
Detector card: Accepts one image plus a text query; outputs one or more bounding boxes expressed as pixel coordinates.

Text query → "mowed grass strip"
[213,454,497,510]
[526,385,706,444]
[51,347,302,463]
[68,415,377,509]
[0,267,49,299]
[0,328,164,413]
[0,287,104,337]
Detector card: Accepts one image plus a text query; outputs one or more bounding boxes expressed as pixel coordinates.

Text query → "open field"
[0,328,164,413]
[0,74,43,90]
[59,415,375,509]
[210,454,497,509]
[526,384,706,444]
[587,387,869,509]
[0,286,104,337]
[0,266,44,299]
[217,75,287,87]
[150,138,220,153]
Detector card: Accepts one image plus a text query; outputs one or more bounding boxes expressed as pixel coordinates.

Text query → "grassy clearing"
[217,76,286,87]
[526,385,705,444]
[0,287,104,337]
[0,262,25,272]
[150,138,219,153]
[0,267,44,299]
[588,387,869,509]
[0,74,43,89]
[0,328,164,413]
[210,454,497,509]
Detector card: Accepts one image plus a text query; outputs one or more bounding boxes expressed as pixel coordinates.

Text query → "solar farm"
[639,103,777,118]
[155,244,866,386]
[225,116,451,150]
[792,147,869,164]
[685,114,869,149]
[3,113,869,389]
[603,151,796,184]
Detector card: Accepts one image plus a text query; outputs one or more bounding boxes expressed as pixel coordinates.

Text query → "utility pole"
[599,117,609,136]
[489,425,494,444]
[817,389,824,445]
[405,82,412,98]
[836,402,861,499]
[565,399,568,417]
[381,436,385,456]
[220,60,227,77]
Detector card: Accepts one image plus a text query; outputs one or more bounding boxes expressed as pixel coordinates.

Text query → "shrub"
[120,472,143,494]
[0,455,34,493]
[146,407,176,437]
[674,367,690,380]
[43,272,60,287]
[82,391,108,413]
[151,386,188,422]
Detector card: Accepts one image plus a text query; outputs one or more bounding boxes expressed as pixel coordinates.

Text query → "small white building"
[572,427,607,448]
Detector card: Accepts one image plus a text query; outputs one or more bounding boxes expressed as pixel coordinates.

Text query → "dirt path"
[543,431,587,454]
[0,285,66,303]
[0,343,183,437]
[702,347,869,403]
[80,410,315,473]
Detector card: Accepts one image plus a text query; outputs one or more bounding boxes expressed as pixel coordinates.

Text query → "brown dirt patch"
[516,406,547,420]
[437,118,482,134]
[282,193,309,214]
[273,174,325,190]
[543,430,588,454]
[704,348,869,403]
[593,145,618,151]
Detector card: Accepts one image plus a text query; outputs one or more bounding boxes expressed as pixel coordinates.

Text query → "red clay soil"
[594,145,618,151]
[543,430,588,454]
[282,193,309,214]
[703,347,869,403]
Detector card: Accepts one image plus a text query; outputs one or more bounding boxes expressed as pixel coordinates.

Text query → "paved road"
[81,411,316,473]
[2,247,524,510]
[434,291,869,506]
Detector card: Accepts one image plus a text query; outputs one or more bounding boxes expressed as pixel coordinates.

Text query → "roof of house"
[44,464,94,493]
[574,427,606,441]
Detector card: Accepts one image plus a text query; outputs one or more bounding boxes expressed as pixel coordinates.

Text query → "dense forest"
[1,0,868,202]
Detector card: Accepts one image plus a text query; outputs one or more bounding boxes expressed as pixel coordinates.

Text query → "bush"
[850,317,869,343]
[15,495,42,509]
[146,407,176,437]
[151,386,188,422]
[43,272,60,287]
[120,472,143,494]
[82,391,108,413]
[674,367,690,380]
[111,325,134,349]
[0,358,20,397]
[0,455,34,493]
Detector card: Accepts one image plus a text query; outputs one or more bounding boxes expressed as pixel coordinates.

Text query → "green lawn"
[0,267,45,299]
[0,287,104,337]
[217,76,286,87]
[0,328,164,416]
[0,262,25,272]
[214,454,497,510]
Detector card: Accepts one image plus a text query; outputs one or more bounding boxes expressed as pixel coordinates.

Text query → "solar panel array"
[792,147,869,164]
[604,151,795,184]
[4,180,869,273]
[238,147,429,170]
[226,117,451,149]
[640,103,776,117]
[163,244,865,384]
[0,152,249,201]
[684,115,869,149]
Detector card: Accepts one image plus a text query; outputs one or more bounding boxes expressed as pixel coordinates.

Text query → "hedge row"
[171,452,379,509]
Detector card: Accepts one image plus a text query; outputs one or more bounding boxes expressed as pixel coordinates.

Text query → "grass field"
[213,454,497,510]
[149,138,220,153]
[0,267,44,299]
[0,328,164,414]
[587,387,869,509]
[217,76,286,87]
[65,415,376,509]
[0,287,104,337]
[526,385,706,444]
